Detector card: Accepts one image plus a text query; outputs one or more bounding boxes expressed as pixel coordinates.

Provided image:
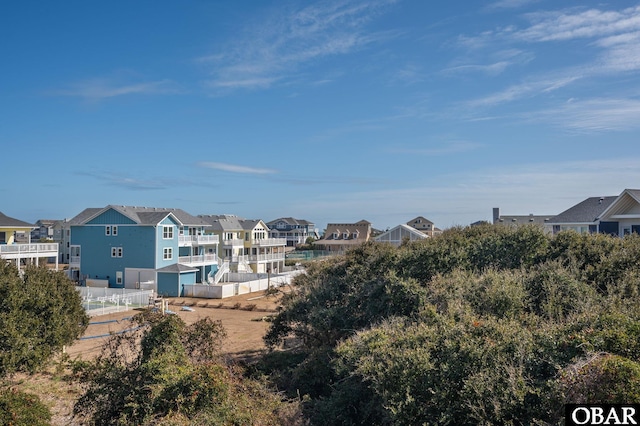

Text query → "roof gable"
[73,205,209,227]
[599,189,640,220]
[86,207,138,225]
[407,216,434,225]
[321,221,372,241]
[241,219,267,231]
[375,224,428,243]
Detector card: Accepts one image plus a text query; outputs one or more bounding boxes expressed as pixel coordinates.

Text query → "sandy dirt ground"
[14,291,287,425]
[65,290,286,361]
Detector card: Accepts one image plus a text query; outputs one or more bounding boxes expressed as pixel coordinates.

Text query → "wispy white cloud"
[199,0,398,91]
[300,157,640,229]
[77,171,167,191]
[390,140,483,156]
[197,162,277,175]
[513,5,640,43]
[51,77,181,100]
[487,0,540,10]
[533,97,640,132]
[442,61,511,76]
[465,75,580,107]
[458,1,640,86]
[442,49,533,77]
[392,63,425,84]
[508,5,640,74]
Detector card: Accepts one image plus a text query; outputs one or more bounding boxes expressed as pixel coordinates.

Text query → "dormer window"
[332,232,339,239]
[352,231,359,239]
[343,232,350,239]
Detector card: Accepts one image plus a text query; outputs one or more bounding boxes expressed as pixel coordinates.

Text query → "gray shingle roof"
[156,264,198,273]
[317,221,372,243]
[0,212,34,228]
[70,205,211,227]
[495,214,553,225]
[266,217,314,226]
[68,208,103,225]
[199,214,245,231]
[199,215,267,232]
[548,196,617,224]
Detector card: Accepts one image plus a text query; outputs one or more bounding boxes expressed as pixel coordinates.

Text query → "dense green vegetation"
[0,387,51,426]
[72,311,301,425]
[3,225,640,425]
[0,263,89,424]
[262,225,640,425]
[0,263,89,377]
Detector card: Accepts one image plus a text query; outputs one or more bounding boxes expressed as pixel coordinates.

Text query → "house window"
[332,232,339,239]
[163,247,173,260]
[116,271,123,285]
[163,226,174,239]
[111,247,123,258]
[105,225,118,236]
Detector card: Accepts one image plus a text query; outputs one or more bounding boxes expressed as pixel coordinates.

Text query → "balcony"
[178,254,219,267]
[222,254,248,263]
[221,238,244,248]
[250,238,287,247]
[247,253,286,262]
[178,235,219,247]
[0,243,58,259]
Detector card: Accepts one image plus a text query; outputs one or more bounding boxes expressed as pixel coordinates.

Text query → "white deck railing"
[178,254,219,266]
[221,238,244,248]
[250,238,287,247]
[0,243,58,258]
[178,235,219,246]
[247,253,286,262]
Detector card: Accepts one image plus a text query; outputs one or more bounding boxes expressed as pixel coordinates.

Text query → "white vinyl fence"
[76,287,155,316]
[183,270,302,299]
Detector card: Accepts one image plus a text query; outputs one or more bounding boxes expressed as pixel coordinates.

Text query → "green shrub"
[0,263,88,377]
[73,312,299,425]
[0,387,51,426]
[262,225,640,425]
[559,353,640,403]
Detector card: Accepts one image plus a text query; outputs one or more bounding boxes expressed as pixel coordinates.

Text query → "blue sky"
[2,0,640,232]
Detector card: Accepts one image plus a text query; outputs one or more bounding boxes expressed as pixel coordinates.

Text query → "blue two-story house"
[69,205,220,297]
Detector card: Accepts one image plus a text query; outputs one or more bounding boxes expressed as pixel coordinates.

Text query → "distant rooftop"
[548,196,617,224]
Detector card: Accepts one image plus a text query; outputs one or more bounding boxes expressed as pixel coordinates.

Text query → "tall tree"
[0,263,89,377]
